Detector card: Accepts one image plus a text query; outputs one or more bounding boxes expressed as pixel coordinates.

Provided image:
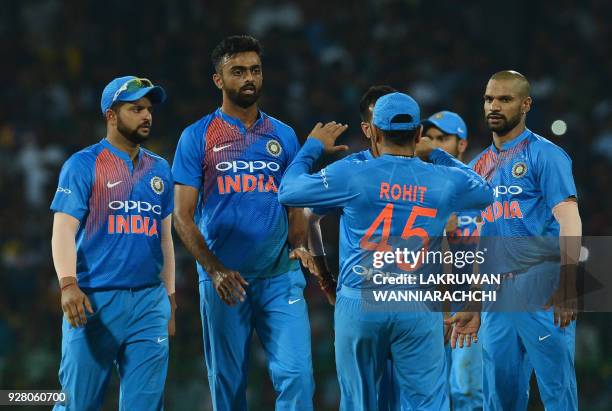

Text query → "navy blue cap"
[372,92,421,131]
[100,76,166,115]
[422,111,468,139]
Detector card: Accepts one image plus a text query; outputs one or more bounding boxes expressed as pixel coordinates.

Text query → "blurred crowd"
[1,0,611,409]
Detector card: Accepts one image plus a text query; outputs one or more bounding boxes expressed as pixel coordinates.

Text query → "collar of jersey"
[363,149,374,160]
[100,138,143,166]
[216,108,264,132]
[380,153,418,161]
[491,128,531,153]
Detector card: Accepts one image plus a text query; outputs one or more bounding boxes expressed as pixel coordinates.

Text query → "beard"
[226,83,261,109]
[117,116,150,144]
[486,111,521,135]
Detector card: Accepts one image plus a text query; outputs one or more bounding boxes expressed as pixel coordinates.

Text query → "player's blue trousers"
[54,283,170,411]
[448,341,483,411]
[334,286,449,411]
[481,261,577,411]
[199,269,314,411]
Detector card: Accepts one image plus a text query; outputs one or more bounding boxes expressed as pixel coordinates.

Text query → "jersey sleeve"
[429,149,494,211]
[534,143,577,209]
[278,138,359,208]
[50,153,92,222]
[161,160,175,219]
[172,123,205,189]
[283,127,301,166]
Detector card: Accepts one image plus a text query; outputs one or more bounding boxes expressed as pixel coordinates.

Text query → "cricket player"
[313,85,401,410]
[472,70,581,410]
[172,35,323,411]
[278,92,493,410]
[422,111,483,410]
[50,76,176,411]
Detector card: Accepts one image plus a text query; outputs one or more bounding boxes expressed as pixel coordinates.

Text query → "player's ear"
[360,122,371,139]
[105,109,116,125]
[522,96,532,115]
[414,125,423,143]
[212,72,223,90]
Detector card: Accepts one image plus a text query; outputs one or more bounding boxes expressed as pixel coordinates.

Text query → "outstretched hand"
[309,122,349,154]
[445,311,480,349]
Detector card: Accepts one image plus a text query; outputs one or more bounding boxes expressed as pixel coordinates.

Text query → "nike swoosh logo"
[288,299,301,305]
[157,337,168,343]
[538,334,551,341]
[213,144,231,152]
[107,181,123,188]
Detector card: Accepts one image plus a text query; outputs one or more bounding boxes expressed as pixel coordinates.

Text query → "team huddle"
[50,35,581,411]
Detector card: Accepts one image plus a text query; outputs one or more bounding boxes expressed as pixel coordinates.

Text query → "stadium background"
[1,0,611,409]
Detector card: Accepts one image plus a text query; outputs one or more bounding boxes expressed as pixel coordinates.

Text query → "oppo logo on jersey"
[108,200,162,215]
[457,215,480,226]
[215,160,280,195]
[216,160,280,173]
[107,201,160,237]
[493,185,523,198]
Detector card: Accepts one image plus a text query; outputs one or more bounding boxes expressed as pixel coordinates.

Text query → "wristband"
[61,282,76,291]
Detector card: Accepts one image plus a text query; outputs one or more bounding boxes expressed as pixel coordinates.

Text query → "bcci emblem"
[512,162,528,178]
[150,176,164,195]
[266,140,282,157]
[434,112,444,119]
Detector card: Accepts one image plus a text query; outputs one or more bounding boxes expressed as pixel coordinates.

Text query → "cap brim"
[421,119,448,133]
[117,85,167,105]
[421,118,465,138]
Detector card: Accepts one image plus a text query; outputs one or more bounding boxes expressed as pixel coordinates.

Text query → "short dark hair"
[381,128,420,147]
[211,35,263,73]
[359,85,396,122]
[103,101,127,118]
[110,101,127,112]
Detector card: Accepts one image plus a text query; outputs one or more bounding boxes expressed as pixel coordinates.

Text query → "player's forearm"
[51,213,79,282]
[278,138,324,206]
[430,149,493,209]
[173,212,222,273]
[305,208,326,256]
[553,200,582,265]
[160,216,176,295]
[288,208,308,249]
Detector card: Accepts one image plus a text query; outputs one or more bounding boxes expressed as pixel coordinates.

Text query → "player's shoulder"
[64,141,104,168]
[526,131,571,160]
[181,112,216,140]
[334,150,373,169]
[141,147,171,169]
[261,112,298,139]
[346,149,373,162]
[468,146,494,169]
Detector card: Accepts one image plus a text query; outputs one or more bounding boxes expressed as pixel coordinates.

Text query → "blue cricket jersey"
[311,149,373,217]
[172,109,301,280]
[50,138,174,290]
[278,138,494,289]
[470,128,577,273]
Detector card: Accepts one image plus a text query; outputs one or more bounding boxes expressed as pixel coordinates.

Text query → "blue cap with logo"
[100,76,167,115]
[372,92,421,131]
[422,111,468,139]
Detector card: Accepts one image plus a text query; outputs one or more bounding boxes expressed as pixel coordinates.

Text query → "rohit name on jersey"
[215,160,280,194]
[107,200,160,237]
